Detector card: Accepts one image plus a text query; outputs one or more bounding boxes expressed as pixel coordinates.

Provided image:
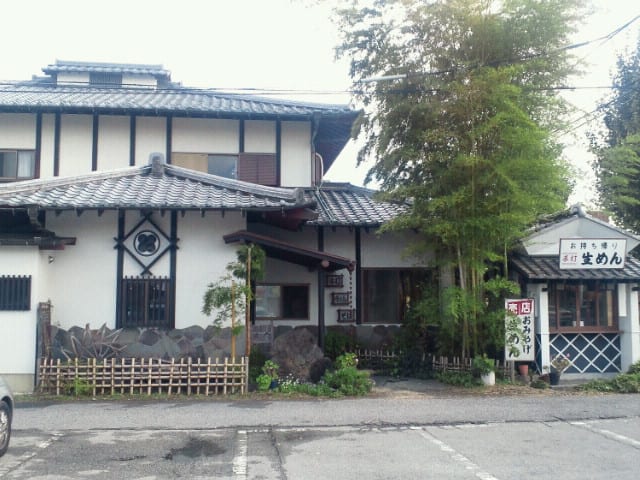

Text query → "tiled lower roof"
[0,170,408,226]
[0,163,311,211]
[305,183,409,227]
[510,254,640,281]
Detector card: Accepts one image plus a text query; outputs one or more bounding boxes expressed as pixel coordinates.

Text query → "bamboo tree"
[335,0,580,355]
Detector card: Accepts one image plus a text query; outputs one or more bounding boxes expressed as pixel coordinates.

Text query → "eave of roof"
[304,183,409,227]
[510,254,640,281]
[224,230,354,272]
[0,163,313,212]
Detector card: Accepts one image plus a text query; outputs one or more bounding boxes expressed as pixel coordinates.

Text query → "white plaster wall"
[172,118,238,154]
[97,116,130,170]
[323,228,357,326]
[175,211,245,328]
[57,72,89,85]
[135,117,166,166]
[44,211,119,329]
[280,121,311,187]
[245,120,275,153]
[40,114,56,179]
[59,114,93,176]
[0,113,36,148]
[0,247,41,375]
[122,75,156,88]
[361,230,427,267]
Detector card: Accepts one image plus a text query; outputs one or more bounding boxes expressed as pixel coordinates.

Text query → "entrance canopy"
[511,254,640,281]
[223,230,354,272]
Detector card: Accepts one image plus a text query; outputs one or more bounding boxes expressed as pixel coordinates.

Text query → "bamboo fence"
[38,356,249,396]
[354,349,508,375]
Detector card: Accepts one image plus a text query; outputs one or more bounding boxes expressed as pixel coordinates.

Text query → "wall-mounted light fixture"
[48,255,55,264]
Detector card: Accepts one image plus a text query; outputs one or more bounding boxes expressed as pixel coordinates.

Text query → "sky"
[1,0,639,207]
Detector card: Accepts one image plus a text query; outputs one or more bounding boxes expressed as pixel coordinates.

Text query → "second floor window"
[0,150,35,182]
[173,152,277,186]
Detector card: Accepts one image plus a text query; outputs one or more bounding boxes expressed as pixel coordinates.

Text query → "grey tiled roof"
[0,164,311,211]
[0,84,356,119]
[510,254,640,281]
[305,183,409,226]
[42,60,171,78]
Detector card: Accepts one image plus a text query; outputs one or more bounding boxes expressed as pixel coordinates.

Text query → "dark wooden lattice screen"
[0,275,31,310]
[121,276,172,328]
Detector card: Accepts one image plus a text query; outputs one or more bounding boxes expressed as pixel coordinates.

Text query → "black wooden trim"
[91,113,99,171]
[275,120,281,186]
[165,116,172,164]
[355,227,362,325]
[129,115,136,166]
[239,119,245,153]
[169,211,178,328]
[115,210,125,328]
[34,113,42,179]
[53,112,61,177]
[317,226,325,350]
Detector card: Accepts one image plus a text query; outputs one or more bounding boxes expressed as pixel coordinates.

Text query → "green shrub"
[323,366,372,396]
[611,374,640,393]
[324,329,358,360]
[435,370,479,387]
[578,371,640,393]
[472,354,495,376]
[627,360,640,375]
[334,352,358,369]
[256,374,273,392]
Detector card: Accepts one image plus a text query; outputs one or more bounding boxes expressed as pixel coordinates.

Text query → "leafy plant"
[550,353,571,373]
[435,371,479,388]
[472,354,495,376]
[256,374,273,392]
[321,353,373,396]
[261,360,279,379]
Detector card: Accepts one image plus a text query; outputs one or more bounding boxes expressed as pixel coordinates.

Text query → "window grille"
[0,275,31,311]
[121,276,172,328]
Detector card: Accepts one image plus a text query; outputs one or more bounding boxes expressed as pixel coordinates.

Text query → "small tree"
[202,244,265,357]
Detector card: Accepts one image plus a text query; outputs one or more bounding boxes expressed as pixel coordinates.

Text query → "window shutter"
[238,153,277,186]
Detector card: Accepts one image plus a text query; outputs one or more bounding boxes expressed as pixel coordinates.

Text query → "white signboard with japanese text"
[505,299,535,362]
[559,238,626,269]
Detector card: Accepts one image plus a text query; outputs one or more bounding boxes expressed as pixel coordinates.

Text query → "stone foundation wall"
[47,324,244,361]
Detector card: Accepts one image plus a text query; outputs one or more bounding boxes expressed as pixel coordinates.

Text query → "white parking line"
[413,427,501,480]
[232,429,248,479]
[570,421,640,449]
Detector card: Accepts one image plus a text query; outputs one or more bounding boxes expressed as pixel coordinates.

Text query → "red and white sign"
[559,238,626,269]
[505,299,535,361]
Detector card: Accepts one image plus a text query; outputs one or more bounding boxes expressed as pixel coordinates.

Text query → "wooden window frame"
[0,149,36,182]
[121,276,173,328]
[256,283,310,321]
[547,280,619,333]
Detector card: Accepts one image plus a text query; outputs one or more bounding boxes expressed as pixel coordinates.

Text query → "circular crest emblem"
[134,230,160,256]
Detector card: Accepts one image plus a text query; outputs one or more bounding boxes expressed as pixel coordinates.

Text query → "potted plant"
[549,353,571,385]
[473,354,495,386]
[256,360,280,392]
